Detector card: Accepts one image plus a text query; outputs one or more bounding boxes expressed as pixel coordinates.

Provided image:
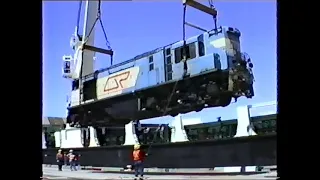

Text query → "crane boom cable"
[99,20,112,50]
[82,0,112,50]
[97,0,112,50]
[208,0,218,31]
[76,0,83,38]
[161,3,188,118]
[83,18,98,44]
[146,0,218,153]
[81,0,113,65]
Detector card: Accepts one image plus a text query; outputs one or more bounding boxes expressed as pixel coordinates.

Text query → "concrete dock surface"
[42,166,277,180]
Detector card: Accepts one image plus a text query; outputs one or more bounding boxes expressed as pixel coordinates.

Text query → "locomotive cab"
[207,26,255,100]
[62,55,73,78]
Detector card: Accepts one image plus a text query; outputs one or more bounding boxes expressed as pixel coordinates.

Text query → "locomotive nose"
[244,57,254,98]
[230,52,255,99]
[240,52,254,98]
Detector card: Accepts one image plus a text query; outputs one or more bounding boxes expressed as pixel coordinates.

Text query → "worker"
[56,149,64,171]
[67,149,77,171]
[63,152,68,167]
[75,153,81,170]
[132,144,147,180]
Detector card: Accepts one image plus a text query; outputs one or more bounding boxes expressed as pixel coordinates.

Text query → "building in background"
[43,117,66,148]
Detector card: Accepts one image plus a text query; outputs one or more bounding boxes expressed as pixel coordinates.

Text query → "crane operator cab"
[62,31,84,79]
[62,55,72,78]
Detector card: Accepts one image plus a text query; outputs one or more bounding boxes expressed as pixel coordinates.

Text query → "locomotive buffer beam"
[83,44,114,56]
[182,0,217,17]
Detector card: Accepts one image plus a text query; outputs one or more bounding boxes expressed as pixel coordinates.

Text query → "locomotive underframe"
[67,69,241,127]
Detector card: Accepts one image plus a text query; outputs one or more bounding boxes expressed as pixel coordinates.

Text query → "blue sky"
[43,1,277,124]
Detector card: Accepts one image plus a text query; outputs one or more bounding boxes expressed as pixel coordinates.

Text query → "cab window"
[198,41,205,57]
[174,43,196,63]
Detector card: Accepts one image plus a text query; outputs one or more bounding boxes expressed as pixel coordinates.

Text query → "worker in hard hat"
[67,149,77,171]
[132,144,147,180]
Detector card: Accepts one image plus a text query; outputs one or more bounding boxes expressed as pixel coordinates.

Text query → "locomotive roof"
[94,33,203,75]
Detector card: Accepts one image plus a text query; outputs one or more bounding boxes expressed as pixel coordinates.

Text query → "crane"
[62,0,218,81]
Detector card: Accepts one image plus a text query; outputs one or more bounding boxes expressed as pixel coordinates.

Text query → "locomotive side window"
[64,61,71,73]
[149,56,154,71]
[149,56,153,63]
[198,41,205,57]
[189,43,196,58]
[166,56,172,64]
[166,48,171,56]
[174,43,196,63]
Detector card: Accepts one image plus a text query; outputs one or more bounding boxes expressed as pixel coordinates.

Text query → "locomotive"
[63,26,254,126]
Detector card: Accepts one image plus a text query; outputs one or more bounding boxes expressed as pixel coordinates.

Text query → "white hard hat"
[134,144,140,150]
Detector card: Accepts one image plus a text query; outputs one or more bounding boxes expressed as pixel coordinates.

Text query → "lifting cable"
[182,4,188,76]
[145,1,218,154]
[146,3,188,155]
[76,0,82,39]
[208,0,218,31]
[79,0,114,65]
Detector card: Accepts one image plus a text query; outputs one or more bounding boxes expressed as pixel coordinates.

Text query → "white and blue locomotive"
[64,26,254,126]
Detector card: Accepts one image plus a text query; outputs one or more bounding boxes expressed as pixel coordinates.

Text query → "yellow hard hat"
[134,144,140,150]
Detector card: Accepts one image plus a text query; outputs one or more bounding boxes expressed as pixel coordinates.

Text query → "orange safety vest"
[132,150,145,161]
